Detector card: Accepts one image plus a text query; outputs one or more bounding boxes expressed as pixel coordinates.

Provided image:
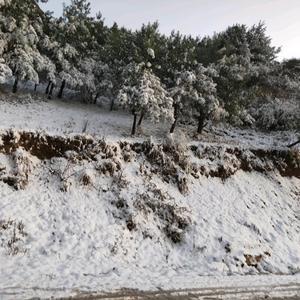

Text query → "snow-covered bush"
[135,185,191,243]
[12,149,34,190]
[0,59,11,84]
[250,98,300,130]
[100,158,122,176]
[0,219,27,255]
[80,169,95,186]
[229,109,256,128]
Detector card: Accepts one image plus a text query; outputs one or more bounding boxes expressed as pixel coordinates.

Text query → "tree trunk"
[12,77,19,93]
[170,106,179,133]
[48,83,55,99]
[12,65,17,75]
[89,92,93,104]
[170,117,178,134]
[110,98,115,111]
[45,81,52,94]
[57,80,66,99]
[197,115,205,134]
[94,92,99,104]
[138,112,145,126]
[131,112,138,136]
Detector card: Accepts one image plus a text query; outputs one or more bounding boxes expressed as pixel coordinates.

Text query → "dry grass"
[0,219,28,255]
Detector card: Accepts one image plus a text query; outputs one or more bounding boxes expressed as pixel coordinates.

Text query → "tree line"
[0,0,299,134]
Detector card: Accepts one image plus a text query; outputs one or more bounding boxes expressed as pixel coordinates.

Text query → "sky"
[40,0,300,60]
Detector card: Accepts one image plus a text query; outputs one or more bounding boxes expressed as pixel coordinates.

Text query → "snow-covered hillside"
[0,95,300,299]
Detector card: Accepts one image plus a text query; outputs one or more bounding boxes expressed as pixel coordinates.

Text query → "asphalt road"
[60,283,300,300]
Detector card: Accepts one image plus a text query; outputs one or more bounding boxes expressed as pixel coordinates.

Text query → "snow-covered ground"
[0,92,299,148]
[0,91,179,143]
[0,93,299,299]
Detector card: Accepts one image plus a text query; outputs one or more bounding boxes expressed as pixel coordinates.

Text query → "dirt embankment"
[0,129,299,184]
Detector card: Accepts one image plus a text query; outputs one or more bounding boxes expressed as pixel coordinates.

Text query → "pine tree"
[0,0,54,92]
[170,65,220,134]
[118,63,173,135]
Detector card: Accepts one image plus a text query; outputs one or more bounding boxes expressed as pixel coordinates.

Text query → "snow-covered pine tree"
[48,1,108,99]
[77,57,97,103]
[134,22,162,69]
[160,31,198,88]
[103,23,137,110]
[0,0,54,92]
[0,4,12,87]
[8,20,41,92]
[204,23,281,126]
[118,63,174,135]
[169,64,220,134]
[92,61,114,105]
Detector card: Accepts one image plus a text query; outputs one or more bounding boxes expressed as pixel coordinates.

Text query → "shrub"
[250,98,300,130]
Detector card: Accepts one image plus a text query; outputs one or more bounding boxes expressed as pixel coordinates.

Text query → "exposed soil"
[0,130,299,186]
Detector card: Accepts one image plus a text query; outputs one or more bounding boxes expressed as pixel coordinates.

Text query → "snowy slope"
[0,94,299,299]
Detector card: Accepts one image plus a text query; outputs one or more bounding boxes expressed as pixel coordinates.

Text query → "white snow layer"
[0,153,299,298]
[0,95,299,299]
